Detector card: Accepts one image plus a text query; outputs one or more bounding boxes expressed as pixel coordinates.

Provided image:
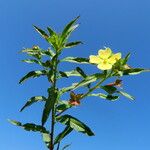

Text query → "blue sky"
[0,0,150,150]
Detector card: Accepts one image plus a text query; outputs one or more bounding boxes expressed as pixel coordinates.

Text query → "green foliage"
[56,115,94,136]
[61,57,89,64]
[42,87,58,126]
[9,120,48,133]
[20,96,46,112]
[19,70,48,84]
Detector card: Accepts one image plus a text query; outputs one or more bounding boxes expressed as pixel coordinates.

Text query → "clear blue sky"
[0,0,150,150]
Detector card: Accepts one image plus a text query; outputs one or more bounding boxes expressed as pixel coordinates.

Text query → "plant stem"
[50,54,58,150]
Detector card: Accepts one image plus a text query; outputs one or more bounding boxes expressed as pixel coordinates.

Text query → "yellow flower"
[89,48,121,70]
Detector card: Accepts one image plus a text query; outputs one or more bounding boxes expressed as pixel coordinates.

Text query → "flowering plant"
[9,16,150,150]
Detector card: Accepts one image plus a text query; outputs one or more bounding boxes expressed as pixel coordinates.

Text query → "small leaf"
[61,16,80,43]
[76,67,87,78]
[9,120,48,133]
[59,71,69,78]
[62,144,71,150]
[54,126,73,145]
[61,57,89,64]
[20,96,47,112]
[117,91,135,100]
[42,132,50,148]
[101,85,117,94]
[122,53,131,65]
[56,101,72,112]
[65,41,82,48]
[88,93,119,101]
[59,70,81,78]
[42,87,57,126]
[123,68,150,75]
[47,27,56,36]
[73,73,105,90]
[60,83,78,94]
[56,115,94,136]
[33,25,48,39]
[19,70,48,84]
[22,59,42,65]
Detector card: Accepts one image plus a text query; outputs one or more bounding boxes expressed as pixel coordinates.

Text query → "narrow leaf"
[65,41,82,48]
[20,96,47,112]
[19,70,48,84]
[123,68,150,75]
[56,115,94,136]
[101,85,117,94]
[42,132,50,148]
[54,126,73,145]
[42,87,57,126]
[61,57,89,64]
[9,120,48,133]
[117,91,135,100]
[33,25,48,39]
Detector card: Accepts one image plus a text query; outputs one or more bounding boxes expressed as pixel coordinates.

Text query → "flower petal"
[97,62,112,70]
[98,48,112,59]
[109,53,121,64]
[89,55,102,64]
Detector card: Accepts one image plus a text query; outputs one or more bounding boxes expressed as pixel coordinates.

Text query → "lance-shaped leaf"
[54,126,73,145]
[76,67,87,78]
[42,132,51,148]
[22,59,43,66]
[62,144,71,150]
[61,57,89,64]
[56,115,94,136]
[56,101,72,112]
[19,70,48,84]
[88,93,119,101]
[47,27,56,36]
[65,41,82,48]
[60,83,78,94]
[123,68,150,75]
[33,25,49,39]
[20,96,47,112]
[101,85,117,95]
[73,73,105,90]
[122,53,131,65]
[9,120,48,133]
[59,70,81,78]
[42,87,57,126]
[61,16,80,43]
[117,91,135,100]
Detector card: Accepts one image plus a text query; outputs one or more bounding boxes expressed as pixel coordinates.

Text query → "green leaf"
[101,85,117,94]
[9,120,48,133]
[20,96,47,112]
[47,27,56,36]
[22,59,42,65]
[21,48,42,59]
[42,132,50,148]
[76,67,87,78]
[61,57,89,64]
[61,16,80,43]
[56,115,94,136]
[59,71,69,78]
[122,53,131,65]
[60,83,78,94]
[59,70,81,78]
[73,73,105,90]
[19,70,48,84]
[56,101,72,112]
[88,93,119,101]
[33,25,48,39]
[42,87,57,126]
[123,68,150,75]
[62,144,71,150]
[117,91,135,100]
[54,126,73,145]
[65,41,82,48]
